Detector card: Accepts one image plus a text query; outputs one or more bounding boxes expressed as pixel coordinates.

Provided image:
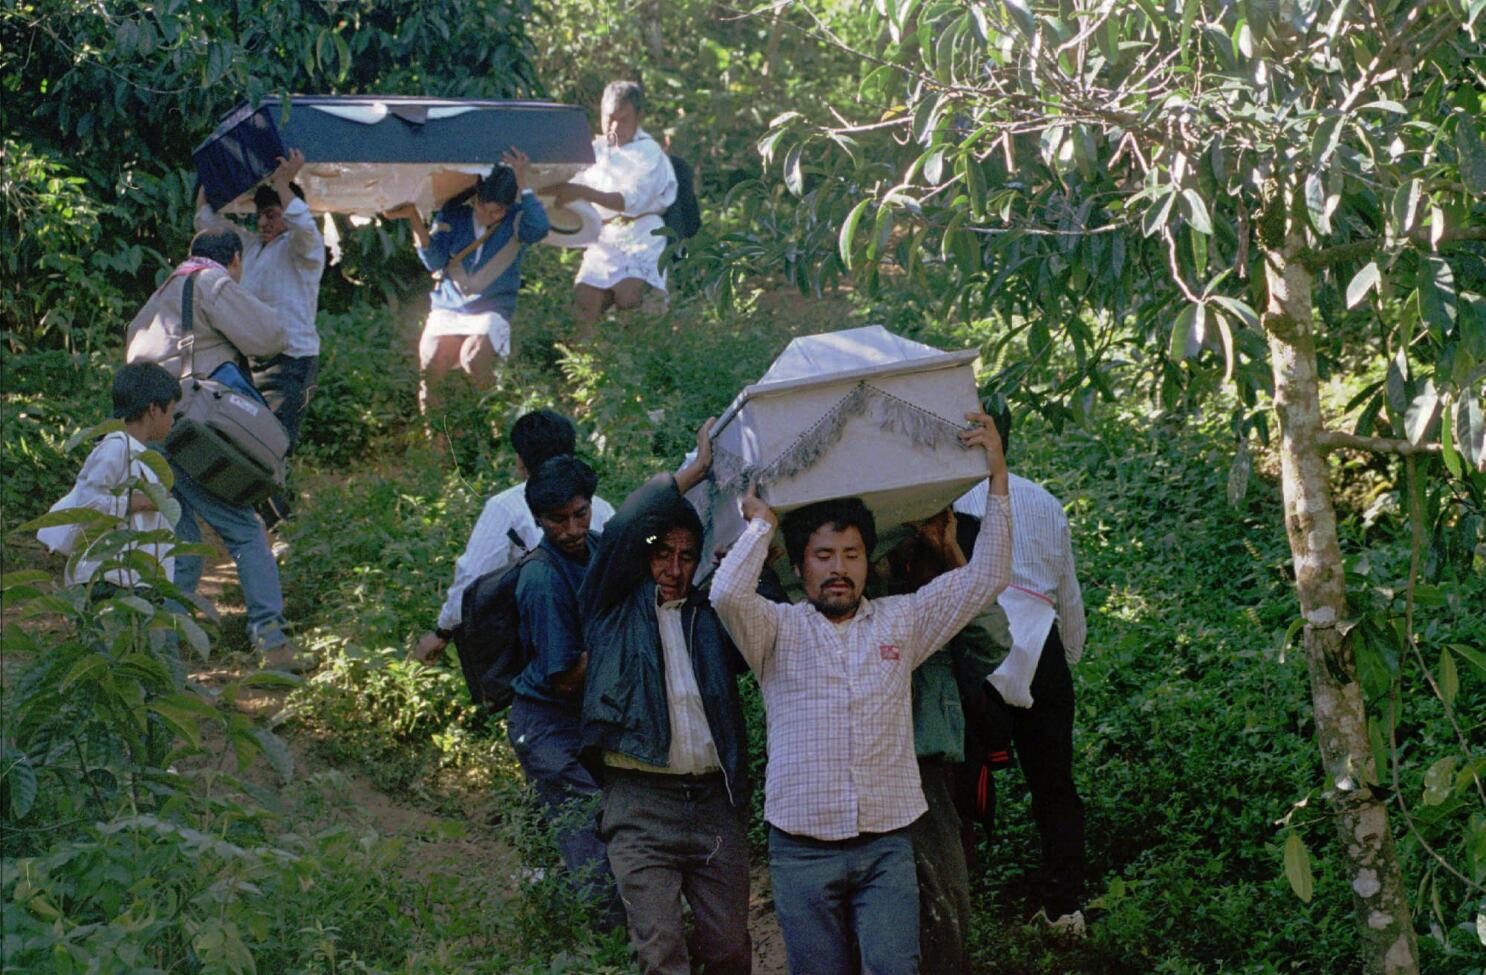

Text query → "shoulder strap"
[180,271,200,378]
[448,218,499,268]
[506,526,529,553]
[444,212,525,298]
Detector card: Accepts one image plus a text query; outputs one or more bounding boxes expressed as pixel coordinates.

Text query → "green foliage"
[0,140,129,349]
[0,0,539,348]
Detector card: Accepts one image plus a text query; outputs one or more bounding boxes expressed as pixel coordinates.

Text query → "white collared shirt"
[195,197,325,357]
[606,596,722,775]
[62,432,175,588]
[436,482,615,631]
[711,491,1011,841]
[955,474,1087,663]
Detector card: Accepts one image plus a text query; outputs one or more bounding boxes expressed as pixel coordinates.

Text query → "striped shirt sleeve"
[709,517,785,673]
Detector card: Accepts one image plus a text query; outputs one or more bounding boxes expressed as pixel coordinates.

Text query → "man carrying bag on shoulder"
[126,229,306,670]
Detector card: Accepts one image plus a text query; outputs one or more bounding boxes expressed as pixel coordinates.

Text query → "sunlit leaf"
[1283,833,1314,902]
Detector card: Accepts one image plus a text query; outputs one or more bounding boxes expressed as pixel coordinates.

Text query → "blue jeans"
[768,825,920,975]
[507,697,622,922]
[170,462,288,649]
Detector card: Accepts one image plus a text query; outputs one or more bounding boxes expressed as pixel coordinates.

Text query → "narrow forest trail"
[196,543,791,972]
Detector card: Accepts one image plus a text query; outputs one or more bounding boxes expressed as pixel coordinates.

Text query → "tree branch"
[1316,430,1441,455]
[1301,226,1486,270]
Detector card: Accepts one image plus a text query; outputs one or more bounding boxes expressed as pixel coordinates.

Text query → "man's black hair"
[189,230,243,267]
[477,164,519,207]
[782,497,878,568]
[510,410,577,474]
[652,497,704,554]
[253,183,306,211]
[112,362,180,421]
[526,455,598,518]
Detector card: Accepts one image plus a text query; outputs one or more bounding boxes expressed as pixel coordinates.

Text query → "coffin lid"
[713,325,979,432]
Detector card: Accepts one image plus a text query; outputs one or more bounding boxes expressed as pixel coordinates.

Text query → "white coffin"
[689,325,988,573]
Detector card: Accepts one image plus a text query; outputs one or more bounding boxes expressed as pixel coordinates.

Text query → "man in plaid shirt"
[710,411,1011,975]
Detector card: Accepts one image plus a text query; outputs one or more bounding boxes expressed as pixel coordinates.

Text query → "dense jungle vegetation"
[2,2,1483,973]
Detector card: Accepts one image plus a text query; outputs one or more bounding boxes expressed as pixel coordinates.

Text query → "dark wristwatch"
[434,626,455,641]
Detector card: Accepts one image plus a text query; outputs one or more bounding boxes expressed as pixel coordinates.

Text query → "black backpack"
[452,545,556,711]
[663,154,702,242]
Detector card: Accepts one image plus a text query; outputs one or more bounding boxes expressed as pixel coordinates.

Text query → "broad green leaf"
[147,699,206,749]
[136,448,174,490]
[1417,257,1456,335]
[1456,396,1484,467]
[1214,312,1236,384]
[1441,394,1463,478]
[1211,296,1259,329]
[1002,0,1036,38]
[60,653,110,691]
[64,419,124,452]
[19,507,117,532]
[1346,263,1380,309]
[1404,380,1438,445]
[1455,113,1486,196]
[3,750,37,820]
[1,571,51,591]
[1304,172,1330,235]
[1423,756,1457,806]
[1449,643,1486,680]
[783,145,804,197]
[1142,190,1177,238]
[252,727,294,783]
[839,198,872,270]
[1389,180,1422,245]
[1283,832,1314,903]
[1438,648,1459,709]
[1180,188,1214,235]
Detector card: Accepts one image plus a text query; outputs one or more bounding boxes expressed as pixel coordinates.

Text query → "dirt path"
[198,548,791,973]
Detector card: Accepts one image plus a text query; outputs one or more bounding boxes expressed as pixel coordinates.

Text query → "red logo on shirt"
[879,644,901,661]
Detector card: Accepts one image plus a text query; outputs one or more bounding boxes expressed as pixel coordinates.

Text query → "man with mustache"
[710,411,1012,975]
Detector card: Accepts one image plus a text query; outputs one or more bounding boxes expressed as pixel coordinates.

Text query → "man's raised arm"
[905,411,1013,664]
[709,484,785,673]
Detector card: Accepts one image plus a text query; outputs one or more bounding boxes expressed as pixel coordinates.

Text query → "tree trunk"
[1262,222,1420,975]
[639,0,663,63]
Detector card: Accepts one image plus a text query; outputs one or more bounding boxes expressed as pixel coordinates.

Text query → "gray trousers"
[599,768,752,975]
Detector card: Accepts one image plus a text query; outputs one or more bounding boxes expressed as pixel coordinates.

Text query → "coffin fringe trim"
[710,382,969,495]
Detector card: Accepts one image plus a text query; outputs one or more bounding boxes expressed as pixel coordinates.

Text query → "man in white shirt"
[553,80,677,324]
[710,412,1012,975]
[195,148,325,527]
[953,407,1088,936]
[415,410,615,662]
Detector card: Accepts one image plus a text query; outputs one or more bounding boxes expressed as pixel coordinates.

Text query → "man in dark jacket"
[578,420,752,975]
[507,455,620,921]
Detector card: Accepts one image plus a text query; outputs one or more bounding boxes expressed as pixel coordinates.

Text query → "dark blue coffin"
[193,96,595,211]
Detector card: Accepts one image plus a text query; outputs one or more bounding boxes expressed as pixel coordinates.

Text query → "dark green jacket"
[578,474,752,807]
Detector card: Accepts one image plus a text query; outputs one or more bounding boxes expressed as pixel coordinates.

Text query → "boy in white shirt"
[42,363,180,590]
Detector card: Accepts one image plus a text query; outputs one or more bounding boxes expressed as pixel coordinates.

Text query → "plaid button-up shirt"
[711,492,1011,840]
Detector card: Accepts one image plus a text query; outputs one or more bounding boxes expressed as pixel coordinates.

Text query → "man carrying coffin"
[194,148,325,530]
[578,420,753,975]
[953,406,1089,936]
[553,80,676,325]
[710,412,1012,975]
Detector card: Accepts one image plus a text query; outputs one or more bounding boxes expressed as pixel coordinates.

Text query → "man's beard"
[809,579,860,620]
